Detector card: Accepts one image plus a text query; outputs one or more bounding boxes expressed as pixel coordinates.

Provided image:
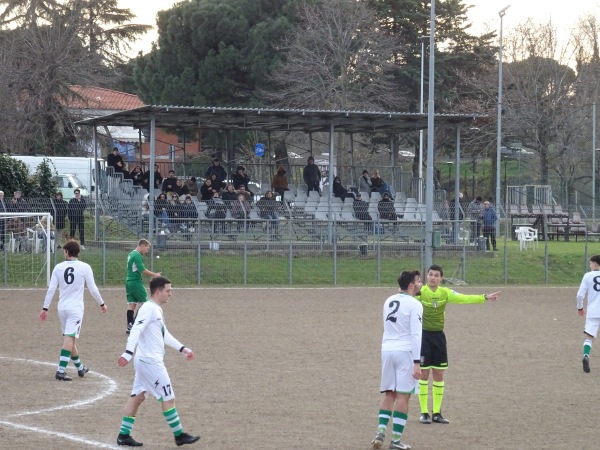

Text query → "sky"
[120,0,600,56]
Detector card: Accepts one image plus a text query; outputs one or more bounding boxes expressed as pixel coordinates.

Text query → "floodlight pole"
[593,102,596,222]
[425,1,436,271]
[496,5,510,213]
[419,35,429,204]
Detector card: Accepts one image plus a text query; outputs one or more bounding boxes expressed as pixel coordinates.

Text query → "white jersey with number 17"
[43,259,104,311]
[577,270,600,318]
[381,292,423,357]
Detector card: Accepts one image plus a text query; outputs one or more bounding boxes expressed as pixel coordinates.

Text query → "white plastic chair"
[516,226,538,251]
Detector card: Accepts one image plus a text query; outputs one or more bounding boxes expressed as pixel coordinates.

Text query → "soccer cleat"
[389,441,411,450]
[371,432,385,449]
[78,366,89,377]
[419,413,432,424]
[117,434,143,447]
[55,371,72,381]
[432,412,450,424]
[175,432,200,446]
[126,323,133,335]
[583,355,591,373]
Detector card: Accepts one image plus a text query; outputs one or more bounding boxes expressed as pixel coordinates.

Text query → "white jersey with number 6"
[43,260,104,311]
[381,292,423,357]
[577,270,600,318]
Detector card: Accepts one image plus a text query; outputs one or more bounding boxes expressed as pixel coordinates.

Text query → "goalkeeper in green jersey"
[415,264,499,424]
[126,239,161,335]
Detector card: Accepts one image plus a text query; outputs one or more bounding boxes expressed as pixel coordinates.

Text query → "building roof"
[69,85,145,111]
[76,105,483,134]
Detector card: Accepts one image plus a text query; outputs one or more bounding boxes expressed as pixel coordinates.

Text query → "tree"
[29,158,59,198]
[0,155,31,196]
[131,0,298,107]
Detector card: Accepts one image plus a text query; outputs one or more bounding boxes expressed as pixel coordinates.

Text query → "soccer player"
[416,264,499,424]
[116,276,200,447]
[39,239,107,381]
[576,254,600,373]
[125,239,161,335]
[372,270,423,450]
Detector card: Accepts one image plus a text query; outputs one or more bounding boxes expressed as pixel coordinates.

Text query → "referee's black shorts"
[420,330,448,370]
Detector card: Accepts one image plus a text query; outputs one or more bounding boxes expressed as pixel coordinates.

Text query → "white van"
[54,174,90,200]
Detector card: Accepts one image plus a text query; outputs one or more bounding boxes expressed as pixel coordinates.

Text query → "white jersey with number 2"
[43,260,104,311]
[577,270,600,318]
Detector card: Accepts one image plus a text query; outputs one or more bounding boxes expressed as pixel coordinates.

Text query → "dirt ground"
[0,285,598,450]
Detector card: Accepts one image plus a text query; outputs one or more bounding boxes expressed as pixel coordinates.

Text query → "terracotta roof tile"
[69,85,145,111]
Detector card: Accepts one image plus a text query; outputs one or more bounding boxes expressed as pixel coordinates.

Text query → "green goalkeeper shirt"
[416,285,486,332]
[126,250,145,283]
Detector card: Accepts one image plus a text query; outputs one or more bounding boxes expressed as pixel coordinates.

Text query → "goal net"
[0,212,52,286]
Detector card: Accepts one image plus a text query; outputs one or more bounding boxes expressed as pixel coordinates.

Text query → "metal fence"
[1,190,598,287]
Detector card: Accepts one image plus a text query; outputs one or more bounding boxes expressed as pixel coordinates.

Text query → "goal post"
[0,212,52,286]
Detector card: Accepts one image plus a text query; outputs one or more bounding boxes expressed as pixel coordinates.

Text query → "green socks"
[163,407,183,437]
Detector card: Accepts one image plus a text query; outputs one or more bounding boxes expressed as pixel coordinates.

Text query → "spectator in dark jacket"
[106,147,124,174]
[378,192,397,220]
[130,166,144,187]
[256,190,280,233]
[174,179,189,197]
[332,176,355,201]
[199,179,214,201]
[68,189,86,248]
[232,166,252,193]
[303,156,321,193]
[162,170,178,195]
[353,193,372,221]
[205,158,227,182]
[52,191,68,248]
[210,173,225,193]
[142,164,163,191]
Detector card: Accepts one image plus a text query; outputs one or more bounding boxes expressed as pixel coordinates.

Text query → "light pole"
[418,35,430,204]
[496,5,510,210]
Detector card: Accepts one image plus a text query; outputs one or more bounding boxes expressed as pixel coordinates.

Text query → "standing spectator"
[68,189,86,249]
[359,170,372,193]
[303,156,321,194]
[332,176,355,201]
[199,179,213,201]
[184,177,199,197]
[130,166,145,187]
[174,179,189,197]
[482,201,498,251]
[577,254,600,373]
[116,276,199,448]
[271,166,289,200]
[415,264,499,425]
[9,190,28,211]
[256,190,279,234]
[466,196,484,242]
[162,170,178,196]
[0,190,6,248]
[205,158,227,183]
[371,170,392,196]
[371,270,423,450]
[107,147,125,174]
[39,240,107,381]
[143,164,163,191]
[232,165,252,193]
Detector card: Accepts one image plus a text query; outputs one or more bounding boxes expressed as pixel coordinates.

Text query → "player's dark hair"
[398,270,420,290]
[150,276,171,294]
[427,264,444,276]
[590,255,600,265]
[138,239,151,247]
[63,240,80,258]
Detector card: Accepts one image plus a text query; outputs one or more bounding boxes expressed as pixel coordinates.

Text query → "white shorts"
[58,308,84,338]
[380,350,416,394]
[131,357,175,402]
[584,317,600,338]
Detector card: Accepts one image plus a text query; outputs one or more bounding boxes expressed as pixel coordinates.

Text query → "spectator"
[184,176,199,197]
[449,193,464,221]
[332,176,355,201]
[236,184,252,203]
[303,156,321,194]
[51,192,68,249]
[130,166,144,187]
[222,184,238,204]
[68,189,86,249]
[142,164,163,191]
[482,201,498,251]
[174,179,189,197]
[206,190,227,234]
[0,190,6,248]
[371,170,392,196]
[9,190,28,212]
[467,196,484,242]
[359,170,372,193]
[167,194,183,232]
[378,192,397,220]
[231,193,252,232]
[35,216,55,252]
[106,147,124,174]
[271,166,289,200]
[141,193,150,221]
[180,196,198,232]
[162,170,178,195]
[6,216,30,252]
[154,193,170,232]
[210,173,225,193]
[232,166,252,193]
[256,190,279,234]
[199,178,214,201]
[205,158,227,183]
[353,193,372,222]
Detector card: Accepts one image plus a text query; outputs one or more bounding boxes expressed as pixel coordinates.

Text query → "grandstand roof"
[76,105,483,134]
